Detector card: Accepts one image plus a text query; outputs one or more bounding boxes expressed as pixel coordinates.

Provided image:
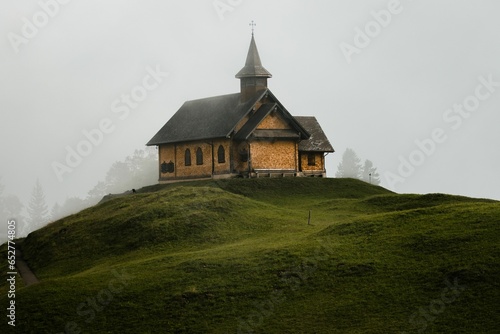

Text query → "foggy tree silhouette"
[87,148,157,202]
[27,179,49,231]
[50,202,62,222]
[335,148,362,179]
[0,178,26,239]
[361,159,381,185]
[54,197,87,221]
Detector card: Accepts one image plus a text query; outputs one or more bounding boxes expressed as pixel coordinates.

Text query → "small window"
[161,161,168,173]
[161,161,174,173]
[196,147,203,165]
[307,153,316,166]
[217,145,225,163]
[185,149,191,166]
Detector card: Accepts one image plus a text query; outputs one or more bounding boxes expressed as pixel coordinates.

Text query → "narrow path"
[15,249,40,286]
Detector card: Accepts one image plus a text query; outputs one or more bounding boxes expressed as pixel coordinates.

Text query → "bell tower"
[235,22,272,102]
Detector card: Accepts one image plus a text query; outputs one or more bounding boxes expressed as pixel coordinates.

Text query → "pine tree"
[335,148,362,179]
[50,202,62,222]
[27,179,49,231]
[361,160,381,185]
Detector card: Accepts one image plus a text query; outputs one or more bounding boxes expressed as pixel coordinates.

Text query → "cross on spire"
[249,20,256,36]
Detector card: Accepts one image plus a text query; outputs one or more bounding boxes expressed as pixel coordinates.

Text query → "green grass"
[1,178,499,333]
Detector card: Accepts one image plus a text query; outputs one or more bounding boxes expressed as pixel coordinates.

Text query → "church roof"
[146,89,314,146]
[235,35,272,78]
[295,116,335,152]
[146,91,267,145]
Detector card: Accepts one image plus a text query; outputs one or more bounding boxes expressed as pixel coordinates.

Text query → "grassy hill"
[1,178,499,333]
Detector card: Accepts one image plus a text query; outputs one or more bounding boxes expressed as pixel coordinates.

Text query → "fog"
[1,0,499,234]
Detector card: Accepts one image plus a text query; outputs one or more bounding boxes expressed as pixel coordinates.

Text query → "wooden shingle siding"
[300,152,324,171]
[257,111,290,130]
[251,141,297,170]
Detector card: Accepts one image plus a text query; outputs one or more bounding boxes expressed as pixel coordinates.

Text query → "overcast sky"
[1,0,499,214]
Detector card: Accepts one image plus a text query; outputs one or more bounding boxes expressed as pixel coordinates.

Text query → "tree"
[3,195,23,218]
[87,181,108,205]
[50,202,62,222]
[58,197,87,219]
[361,159,381,185]
[27,179,49,231]
[87,148,158,201]
[0,178,26,238]
[335,148,362,179]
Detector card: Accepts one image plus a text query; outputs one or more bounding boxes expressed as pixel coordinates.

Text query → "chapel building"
[147,33,334,182]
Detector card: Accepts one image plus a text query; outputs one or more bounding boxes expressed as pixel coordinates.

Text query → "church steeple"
[236,29,272,102]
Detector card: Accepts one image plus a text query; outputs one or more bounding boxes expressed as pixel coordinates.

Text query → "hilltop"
[1,178,499,333]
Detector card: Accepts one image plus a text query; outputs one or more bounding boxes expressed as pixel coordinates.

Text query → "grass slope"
[1,178,499,333]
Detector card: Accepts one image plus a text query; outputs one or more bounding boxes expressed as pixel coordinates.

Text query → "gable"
[233,91,310,141]
[256,111,291,130]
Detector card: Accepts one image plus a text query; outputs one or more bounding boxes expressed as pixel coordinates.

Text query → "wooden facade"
[148,35,334,182]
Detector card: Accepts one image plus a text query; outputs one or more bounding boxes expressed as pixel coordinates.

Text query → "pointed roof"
[295,116,335,152]
[235,35,272,78]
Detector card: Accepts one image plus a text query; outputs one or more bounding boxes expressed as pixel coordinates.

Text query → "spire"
[235,34,272,79]
[236,25,272,102]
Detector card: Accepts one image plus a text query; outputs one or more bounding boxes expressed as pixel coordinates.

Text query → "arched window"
[196,147,203,165]
[185,149,191,166]
[217,145,225,163]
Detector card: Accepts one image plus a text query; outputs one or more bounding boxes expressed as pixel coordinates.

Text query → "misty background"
[1,0,499,240]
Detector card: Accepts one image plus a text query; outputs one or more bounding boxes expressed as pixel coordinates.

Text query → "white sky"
[1,0,499,212]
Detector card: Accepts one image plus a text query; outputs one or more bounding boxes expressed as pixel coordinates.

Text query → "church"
[147,32,334,182]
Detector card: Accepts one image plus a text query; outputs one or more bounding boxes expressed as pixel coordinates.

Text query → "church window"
[217,145,225,163]
[185,149,191,166]
[196,147,203,165]
[307,153,316,166]
[161,161,168,173]
[161,161,174,173]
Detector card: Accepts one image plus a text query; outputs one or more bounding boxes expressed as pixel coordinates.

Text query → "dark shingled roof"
[295,116,334,152]
[147,91,267,145]
[235,35,272,78]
